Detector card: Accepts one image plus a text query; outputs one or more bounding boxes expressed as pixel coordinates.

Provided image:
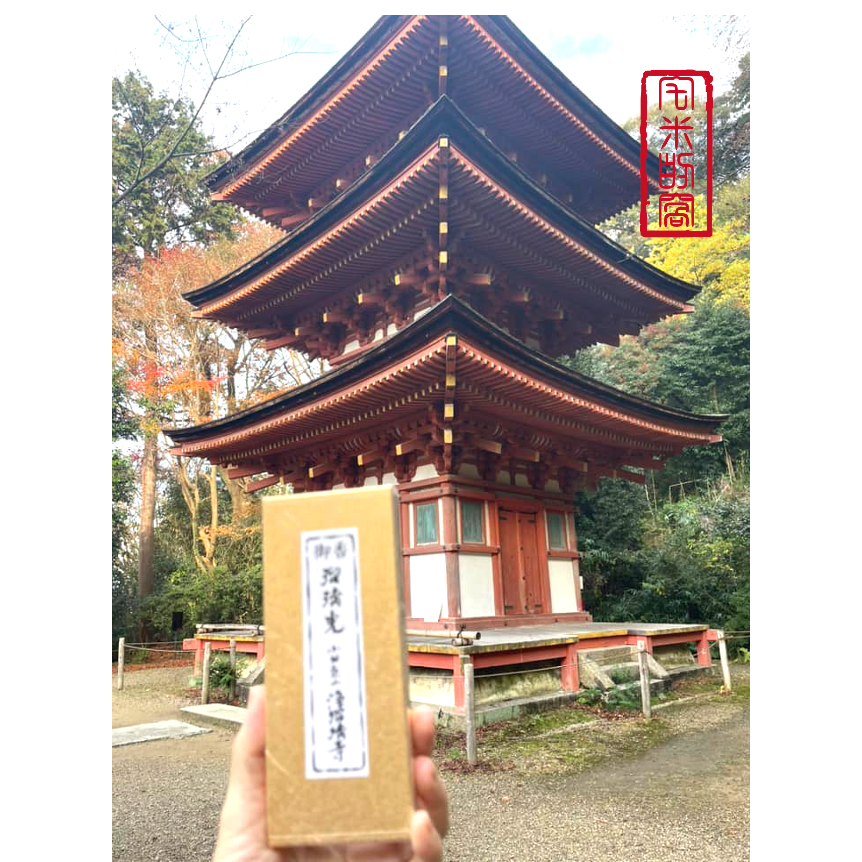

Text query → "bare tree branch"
[113,16,252,208]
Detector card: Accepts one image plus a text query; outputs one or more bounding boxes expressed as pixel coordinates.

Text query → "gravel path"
[112,666,749,862]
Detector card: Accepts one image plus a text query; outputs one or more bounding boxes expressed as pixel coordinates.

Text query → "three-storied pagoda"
[168,15,724,635]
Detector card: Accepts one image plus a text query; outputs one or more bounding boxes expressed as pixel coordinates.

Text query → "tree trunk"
[220,466,252,520]
[138,430,158,597]
[138,315,159,598]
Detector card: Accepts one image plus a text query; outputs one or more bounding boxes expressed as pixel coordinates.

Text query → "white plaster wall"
[387,322,398,336]
[514,472,530,488]
[363,475,379,487]
[544,480,561,493]
[548,559,578,612]
[414,306,433,320]
[458,553,495,617]
[343,339,361,353]
[381,472,398,485]
[414,463,438,480]
[496,471,511,484]
[457,463,480,479]
[409,553,447,621]
[331,483,345,490]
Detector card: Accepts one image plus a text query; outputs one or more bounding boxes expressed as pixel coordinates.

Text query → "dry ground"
[112,665,749,862]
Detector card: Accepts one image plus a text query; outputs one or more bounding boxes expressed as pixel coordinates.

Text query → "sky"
[110,10,748,158]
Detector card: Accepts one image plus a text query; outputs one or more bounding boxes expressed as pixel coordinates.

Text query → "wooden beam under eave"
[356,448,386,467]
[246,475,280,492]
[509,445,541,463]
[247,327,284,339]
[281,212,309,229]
[227,464,266,479]
[357,290,384,307]
[308,461,337,479]
[472,437,503,455]
[394,437,428,457]
[263,333,302,350]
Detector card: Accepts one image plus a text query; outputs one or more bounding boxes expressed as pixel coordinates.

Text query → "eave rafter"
[169,315,719,495]
[216,16,435,202]
[197,146,443,321]
[447,147,687,316]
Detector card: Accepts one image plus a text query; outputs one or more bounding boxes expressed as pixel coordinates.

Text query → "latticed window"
[547,511,566,549]
[461,500,483,543]
[415,502,438,544]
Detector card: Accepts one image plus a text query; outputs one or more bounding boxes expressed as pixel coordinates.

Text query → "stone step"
[112,720,211,748]
[181,703,247,729]
[578,646,635,665]
[603,661,641,685]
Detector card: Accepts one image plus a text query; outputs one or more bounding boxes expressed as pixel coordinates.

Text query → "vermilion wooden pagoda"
[167,15,724,634]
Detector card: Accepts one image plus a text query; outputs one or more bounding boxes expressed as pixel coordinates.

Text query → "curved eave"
[184,97,696,318]
[476,15,660,193]
[165,296,725,454]
[204,15,412,193]
[205,14,662,211]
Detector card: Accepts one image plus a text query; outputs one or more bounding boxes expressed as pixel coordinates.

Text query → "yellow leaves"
[645,193,750,313]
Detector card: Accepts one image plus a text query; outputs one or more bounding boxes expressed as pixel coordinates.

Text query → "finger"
[410,810,443,862]
[230,684,267,783]
[413,754,449,839]
[409,708,436,758]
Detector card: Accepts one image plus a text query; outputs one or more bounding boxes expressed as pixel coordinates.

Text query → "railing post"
[117,637,125,691]
[201,642,212,705]
[637,641,651,719]
[229,637,237,701]
[463,657,477,765]
[717,629,732,693]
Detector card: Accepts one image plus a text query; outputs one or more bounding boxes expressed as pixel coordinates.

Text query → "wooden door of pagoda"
[498,508,545,615]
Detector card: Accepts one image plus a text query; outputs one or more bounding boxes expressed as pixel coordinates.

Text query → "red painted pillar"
[696,630,712,666]
[561,643,580,691]
[256,641,265,661]
[452,655,465,713]
[193,640,203,677]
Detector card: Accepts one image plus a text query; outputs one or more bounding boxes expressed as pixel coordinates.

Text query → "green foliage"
[139,564,263,640]
[603,686,642,712]
[207,654,252,692]
[575,688,603,706]
[579,480,750,633]
[112,70,238,274]
[113,363,139,644]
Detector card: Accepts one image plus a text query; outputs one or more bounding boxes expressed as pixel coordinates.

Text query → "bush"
[138,564,263,640]
[579,479,749,632]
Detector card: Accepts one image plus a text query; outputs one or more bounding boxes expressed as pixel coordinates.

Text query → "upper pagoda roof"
[184,97,695,349]
[205,15,660,224]
[166,296,724,484]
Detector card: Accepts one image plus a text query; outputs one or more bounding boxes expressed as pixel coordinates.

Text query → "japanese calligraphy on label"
[301,528,369,779]
[640,69,713,237]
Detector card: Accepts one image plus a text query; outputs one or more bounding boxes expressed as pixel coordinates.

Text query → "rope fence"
[115,627,749,762]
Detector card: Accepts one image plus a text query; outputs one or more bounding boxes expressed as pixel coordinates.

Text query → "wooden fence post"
[717,629,732,693]
[637,641,651,719]
[229,638,237,701]
[117,637,125,691]
[201,642,212,705]
[463,658,477,765]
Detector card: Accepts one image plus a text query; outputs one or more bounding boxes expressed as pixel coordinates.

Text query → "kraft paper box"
[262,485,413,848]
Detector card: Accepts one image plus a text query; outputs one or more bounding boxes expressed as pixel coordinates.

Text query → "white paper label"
[301,528,369,779]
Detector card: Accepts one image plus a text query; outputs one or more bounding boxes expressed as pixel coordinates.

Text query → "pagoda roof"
[184,97,695,343]
[205,15,660,223]
[166,296,724,483]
